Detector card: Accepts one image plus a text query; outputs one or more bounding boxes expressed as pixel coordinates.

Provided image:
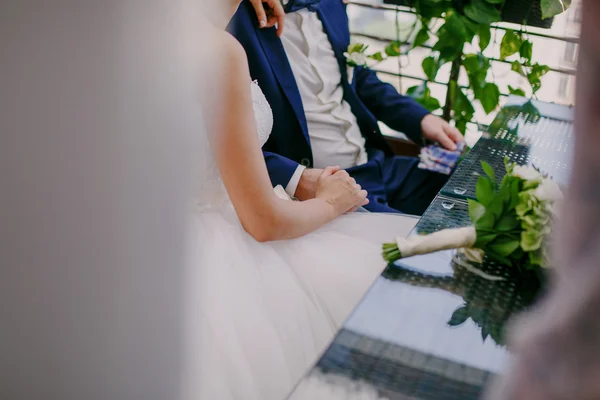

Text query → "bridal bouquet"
[383,158,563,270]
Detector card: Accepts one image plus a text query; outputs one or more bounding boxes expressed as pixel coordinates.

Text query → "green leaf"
[428,98,443,112]
[480,161,496,182]
[480,82,501,114]
[464,0,501,25]
[444,12,469,43]
[511,60,526,77]
[420,96,442,112]
[541,0,572,19]
[489,237,521,257]
[478,25,491,51]
[485,0,505,3]
[468,199,486,223]
[433,27,463,63]
[486,197,505,220]
[406,83,441,112]
[368,52,385,62]
[453,87,475,120]
[469,307,484,322]
[463,53,490,79]
[527,63,551,93]
[413,27,430,49]
[422,56,440,81]
[463,53,490,100]
[438,47,461,64]
[481,324,490,341]
[455,118,468,134]
[448,305,470,326]
[500,30,522,60]
[384,41,402,57]
[496,213,520,232]
[348,43,367,53]
[522,100,542,120]
[406,83,426,98]
[489,324,504,345]
[508,85,526,97]
[418,1,451,19]
[476,176,495,206]
[528,248,545,267]
[509,179,521,209]
[462,15,480,35]
[529,78,542,94]
[511,247,525,260]
[486,251,512,266]
[520,40,533,64]
[462,54,481,76]
[476,211,496,231]
[532,63,551,77]
[498,182,513,206]
[475,232,498,247]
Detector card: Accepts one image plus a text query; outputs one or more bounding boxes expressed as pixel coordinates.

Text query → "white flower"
[534,178,563,203]
[344,51,367,67]
[512,165,542,182]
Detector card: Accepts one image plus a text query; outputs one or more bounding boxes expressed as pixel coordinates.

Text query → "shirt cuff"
[284,165,306,198]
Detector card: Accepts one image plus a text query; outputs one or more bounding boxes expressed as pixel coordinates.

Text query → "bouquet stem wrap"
[384,227,476,262]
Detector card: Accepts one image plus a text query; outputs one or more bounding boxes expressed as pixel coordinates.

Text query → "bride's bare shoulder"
[201,30,252,130]
[213,31,250,78]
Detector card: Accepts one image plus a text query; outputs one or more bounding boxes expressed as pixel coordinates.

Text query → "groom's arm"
[264,151,298,191]
[264,151,321,199]
[354,65,430,145]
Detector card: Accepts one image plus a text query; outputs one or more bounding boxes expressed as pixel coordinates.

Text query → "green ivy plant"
[378,0,571,134]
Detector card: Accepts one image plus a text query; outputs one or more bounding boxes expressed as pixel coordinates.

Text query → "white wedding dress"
[183,81,418,400]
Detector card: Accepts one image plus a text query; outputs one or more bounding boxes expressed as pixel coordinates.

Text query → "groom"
[228,0,463,214]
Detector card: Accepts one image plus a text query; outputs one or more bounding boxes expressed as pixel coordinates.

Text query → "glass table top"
[287,97,573,399]
[288,224,544,400]
[441,98,574,200]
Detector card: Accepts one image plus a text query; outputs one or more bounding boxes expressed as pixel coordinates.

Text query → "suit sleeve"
[264,150,301,189]
[354,65,430,145]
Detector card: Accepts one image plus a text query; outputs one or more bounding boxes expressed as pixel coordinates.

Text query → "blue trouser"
[347,149,449,215]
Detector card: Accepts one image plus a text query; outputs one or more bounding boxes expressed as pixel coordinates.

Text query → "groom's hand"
[295,168,324,200]
[420,114,464,151]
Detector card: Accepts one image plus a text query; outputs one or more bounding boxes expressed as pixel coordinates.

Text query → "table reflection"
[289,251,543,400]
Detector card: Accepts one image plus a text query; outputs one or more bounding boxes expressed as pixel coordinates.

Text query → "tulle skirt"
[182,205,417,400]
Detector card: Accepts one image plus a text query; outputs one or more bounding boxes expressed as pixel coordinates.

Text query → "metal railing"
[347,0,578,100]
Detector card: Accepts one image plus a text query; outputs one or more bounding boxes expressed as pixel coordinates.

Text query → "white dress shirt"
[281,9,368,197]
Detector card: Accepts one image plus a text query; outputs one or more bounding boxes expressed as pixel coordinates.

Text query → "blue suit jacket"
[227,0,430,189]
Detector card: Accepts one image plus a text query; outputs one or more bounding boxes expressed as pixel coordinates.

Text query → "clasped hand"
[315,166,368,215]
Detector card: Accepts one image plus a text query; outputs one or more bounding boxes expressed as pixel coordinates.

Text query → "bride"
[184,1,419,398]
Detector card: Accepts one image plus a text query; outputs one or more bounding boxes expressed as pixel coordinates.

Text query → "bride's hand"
[250,0,285,37]
[315,166,369,216]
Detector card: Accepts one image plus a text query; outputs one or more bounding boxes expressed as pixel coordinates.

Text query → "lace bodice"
[251,80,274,147]
[198,81,274,208]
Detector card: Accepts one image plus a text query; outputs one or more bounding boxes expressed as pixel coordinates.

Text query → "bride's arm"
[210,36,366,242]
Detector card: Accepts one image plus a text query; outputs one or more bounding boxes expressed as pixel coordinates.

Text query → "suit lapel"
[256,29,310,143]
[316,7,350,85]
